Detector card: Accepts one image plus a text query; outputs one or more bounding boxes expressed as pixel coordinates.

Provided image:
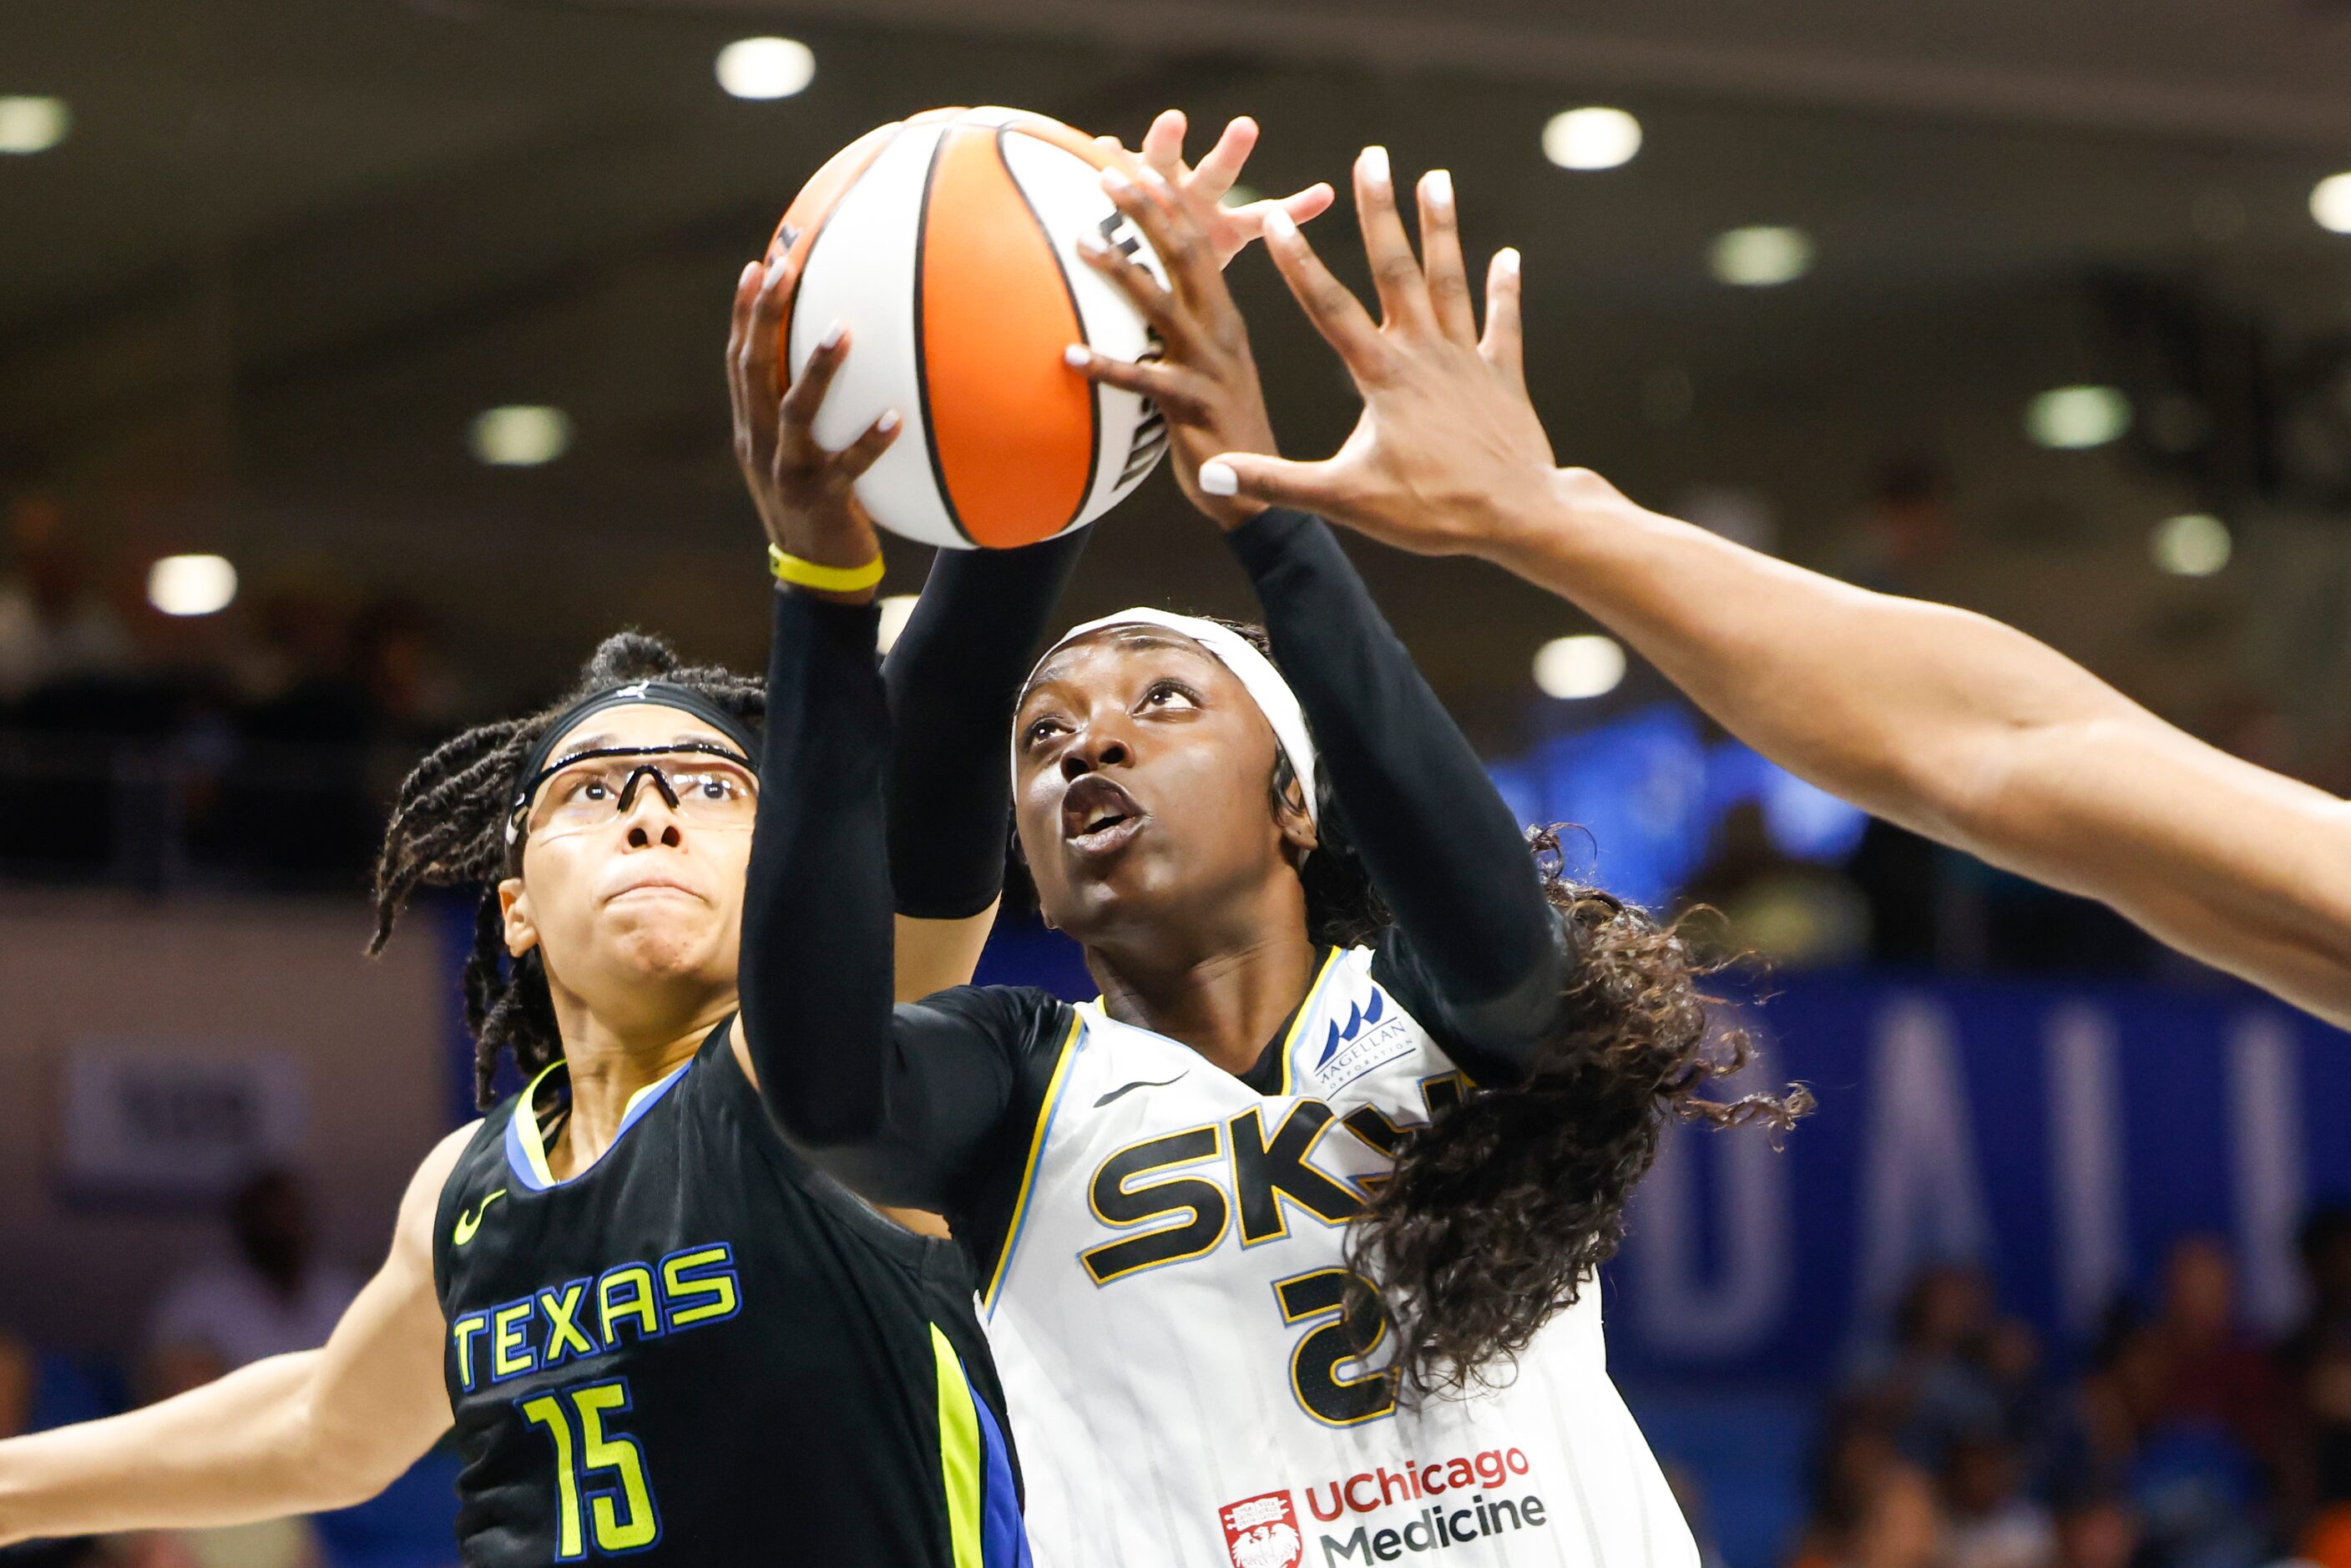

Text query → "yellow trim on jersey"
[930,1324,983,1568]
[513,1059,567,1188]
[1276,947,1349,1097]
[978,1009,1085,1314]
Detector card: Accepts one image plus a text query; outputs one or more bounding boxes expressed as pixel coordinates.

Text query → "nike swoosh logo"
[453,1189,507,1247]
[1095,1073,1187,1109]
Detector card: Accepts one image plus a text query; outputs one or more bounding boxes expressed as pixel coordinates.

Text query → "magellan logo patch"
[1221,1490,1304,1568]
[1307,984,1412,1095]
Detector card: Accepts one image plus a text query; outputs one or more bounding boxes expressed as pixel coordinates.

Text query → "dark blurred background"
[6,2,2351,1565]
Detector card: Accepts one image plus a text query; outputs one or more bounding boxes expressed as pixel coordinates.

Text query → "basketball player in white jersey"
[1192,148,2351,1032]
[733,159,1805,1568]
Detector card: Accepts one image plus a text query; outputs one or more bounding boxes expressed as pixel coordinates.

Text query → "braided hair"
[368,632,765,1109]
[1212,623,1812,1404]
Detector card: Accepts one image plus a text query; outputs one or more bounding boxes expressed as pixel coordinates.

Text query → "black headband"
[510,680,762,819]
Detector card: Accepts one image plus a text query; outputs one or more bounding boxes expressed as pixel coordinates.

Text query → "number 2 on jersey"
[519,1379,660,1558]
[1276,1267,1398,1426]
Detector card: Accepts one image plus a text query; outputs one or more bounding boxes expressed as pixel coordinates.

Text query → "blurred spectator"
[0,499,134,704]
[1836,458,1953,597]
[1941,1430,2053,1568]
[1683,801,1871,968]
[2148,1237,2279,1465]
[1845,1267,2030,1472]
[144,1169,359,1398]
[1791,1413,1950,1568]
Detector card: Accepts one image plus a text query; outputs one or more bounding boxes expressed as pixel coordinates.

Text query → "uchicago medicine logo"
[1221,1491,1305,1568]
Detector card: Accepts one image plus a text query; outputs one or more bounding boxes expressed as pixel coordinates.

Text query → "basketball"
[765,107,1170,550]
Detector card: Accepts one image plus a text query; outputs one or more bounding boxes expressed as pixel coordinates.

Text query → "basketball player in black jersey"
[0,108,1328,1568]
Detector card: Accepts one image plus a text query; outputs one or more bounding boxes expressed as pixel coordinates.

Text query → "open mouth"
[1061,774,1145,854]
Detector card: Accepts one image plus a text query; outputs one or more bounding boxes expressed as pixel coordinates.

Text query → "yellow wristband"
[768,544,886,594]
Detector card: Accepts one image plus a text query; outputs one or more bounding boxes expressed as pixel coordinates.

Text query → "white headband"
[1023,608,1319,826]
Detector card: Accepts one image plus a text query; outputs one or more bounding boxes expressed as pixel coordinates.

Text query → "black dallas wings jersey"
[960,947,1694,1568]
[432,1018,1025,1568]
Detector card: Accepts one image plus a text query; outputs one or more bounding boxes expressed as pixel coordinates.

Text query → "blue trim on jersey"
[504,1060,694,1192]
[972,1380,1031,1568]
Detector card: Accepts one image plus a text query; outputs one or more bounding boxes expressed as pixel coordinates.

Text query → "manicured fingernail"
[1102,167,1133,190]
[1497,246,1522,276]
[1063,345,1091,367]
[877,409,902,433]
[820,320,846,350]
[740,260,762,286]
[1425,169,1454,209]
[1075,231,1108,257]
[764,256,790,286]
[1138,164,1167,186]
[1199,460,1240,497]
[1264,208,1298,240]
[1362,145,1391,189]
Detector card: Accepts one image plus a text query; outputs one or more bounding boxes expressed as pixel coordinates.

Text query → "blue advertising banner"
[1605,971,2351,1382]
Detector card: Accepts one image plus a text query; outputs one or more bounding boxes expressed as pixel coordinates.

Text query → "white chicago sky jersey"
[979,944,1696,1568]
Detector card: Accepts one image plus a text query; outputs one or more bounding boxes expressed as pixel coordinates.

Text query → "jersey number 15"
[519,1378,661,1558]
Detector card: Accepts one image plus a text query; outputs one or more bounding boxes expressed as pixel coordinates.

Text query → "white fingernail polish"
[1497,246,1522,275]
[1362,145,1391,188]
[1075,231,1107,257]
[1426,169,1454,208]
[820,320,846,350]
[765,256,790,285]
[877,409,902,432]
[1102,166,1132,190]
[1264,209,1298,240]
[1199,460,1240,497]
[1139,164,1167,185]
[1064,345,1090,367]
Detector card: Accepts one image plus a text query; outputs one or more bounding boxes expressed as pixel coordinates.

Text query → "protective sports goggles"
[508,743,760,845]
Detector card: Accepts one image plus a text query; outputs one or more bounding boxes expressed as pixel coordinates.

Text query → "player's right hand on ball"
[1198,149,1569,562]
[726,254,900,578]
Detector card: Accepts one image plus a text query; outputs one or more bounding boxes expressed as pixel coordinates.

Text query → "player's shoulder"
[907,983,1074,1057]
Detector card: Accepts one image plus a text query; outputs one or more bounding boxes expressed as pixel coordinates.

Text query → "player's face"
[501,704,755,1020]
[1013,630,1308,948]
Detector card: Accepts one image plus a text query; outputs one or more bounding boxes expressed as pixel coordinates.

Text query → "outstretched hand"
[726,252,899,588]
[1097,110,1335,269]
[1064,161,1282,531]
[1197,149,1563,559]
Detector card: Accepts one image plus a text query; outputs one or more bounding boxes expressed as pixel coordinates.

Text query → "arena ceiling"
[3,0,2349,747]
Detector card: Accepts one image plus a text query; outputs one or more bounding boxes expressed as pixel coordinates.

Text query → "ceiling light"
[0,97,69,155]
[2151,513,2231,577]
[2025,386,2131,450]
[2312,173,2351,235]
[1542,108,1641,172]
[1534,635,1626,700]
[875,594,918,655]
[1709,226,1813,286]
[148,555,237,617]
[469,405,572,467]
[716,38,815,101]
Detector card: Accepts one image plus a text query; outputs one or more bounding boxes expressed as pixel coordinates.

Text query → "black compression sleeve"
[739,588,1026,1208]
[1225,508,1570,1074]
[885,533,1086,919]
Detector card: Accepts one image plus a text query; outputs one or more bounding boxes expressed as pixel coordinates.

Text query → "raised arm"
[0,1127,465,1545]
[1200,147,2351,1029]
[1066,154,1567,1073]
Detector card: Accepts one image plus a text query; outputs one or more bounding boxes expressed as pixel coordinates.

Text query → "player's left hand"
[727,253,898,589]
[1096,110,1334,269]
[1065,163,1280,532]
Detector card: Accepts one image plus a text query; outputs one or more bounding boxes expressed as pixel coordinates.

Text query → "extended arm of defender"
[0,1128,466,1545]
[1484,476,2351,1026]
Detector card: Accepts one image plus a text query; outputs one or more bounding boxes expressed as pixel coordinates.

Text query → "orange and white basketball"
[766,107,1169,550]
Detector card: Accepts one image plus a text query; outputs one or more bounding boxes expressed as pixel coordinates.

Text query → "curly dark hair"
[367,631,764,1109]
[1207,622,1813,1404]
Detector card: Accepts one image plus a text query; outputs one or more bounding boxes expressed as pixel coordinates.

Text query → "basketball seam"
[999,126,1101,538]
[911,128,977,548]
